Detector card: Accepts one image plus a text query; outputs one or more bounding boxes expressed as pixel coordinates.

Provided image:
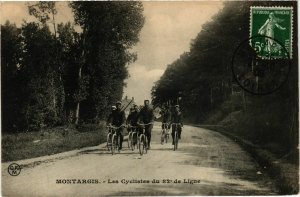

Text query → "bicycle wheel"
[165,130,168,144]
[131,132,136,151]
[139,135,144,156]
[166,129,170,143]
[107,133,112,151]
[111,134,117,155]
[175,132,179,150]
[173,131,178,151]
[144,136,148,154]
[128,132,132,148]
[117,135,121,153]
[137,133,141,151]
[161,130,165,145]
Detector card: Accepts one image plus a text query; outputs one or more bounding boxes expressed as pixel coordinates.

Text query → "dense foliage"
[70,2,145,122]
[1,2,144,131]
[152,1,298,153]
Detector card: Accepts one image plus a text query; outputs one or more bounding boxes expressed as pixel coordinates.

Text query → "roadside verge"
[194,125,299,195]
[2,136,129,175]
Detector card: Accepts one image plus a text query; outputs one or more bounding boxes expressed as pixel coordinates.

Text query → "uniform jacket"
[126,111,139,126]
[107,109,125,126]
[160,109,171,123]
[171,111,182,124]
[139,106,154,124]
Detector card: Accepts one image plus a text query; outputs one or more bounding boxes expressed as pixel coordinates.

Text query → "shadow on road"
[78,148,140,156]
[149,147,174,152]
[169,138,277,194]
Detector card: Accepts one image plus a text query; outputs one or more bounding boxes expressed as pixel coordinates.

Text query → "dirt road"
[2,123,278,196]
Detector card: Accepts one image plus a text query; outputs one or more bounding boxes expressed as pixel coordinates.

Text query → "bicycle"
[106,125,124,155]
[161,123,170,144]
[127,125,138,151]
[171,123,181,151]
[138,122,153,156]
[106,126,113,151]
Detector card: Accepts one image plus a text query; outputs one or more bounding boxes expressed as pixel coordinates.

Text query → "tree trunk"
[75,30,86,125]
[75,66,82,125]
[51,72,56,113]
[210,87,213,108]
[75,103,80,125]
[242,90,246,111]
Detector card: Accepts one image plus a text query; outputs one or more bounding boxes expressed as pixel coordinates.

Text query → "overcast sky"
[1,1,224,105]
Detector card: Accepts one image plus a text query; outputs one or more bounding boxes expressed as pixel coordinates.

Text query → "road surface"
[2,123,277,196]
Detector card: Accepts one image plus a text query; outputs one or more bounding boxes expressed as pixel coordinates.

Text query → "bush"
[76,121,106,133]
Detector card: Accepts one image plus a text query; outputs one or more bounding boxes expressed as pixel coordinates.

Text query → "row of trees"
[152,1,298,151]
[2,2,145,132]
[152,1,249,121]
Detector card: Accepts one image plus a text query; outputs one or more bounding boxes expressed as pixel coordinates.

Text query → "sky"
[0,1,224,105]
[0,2,75,27]
[124,2,224,104]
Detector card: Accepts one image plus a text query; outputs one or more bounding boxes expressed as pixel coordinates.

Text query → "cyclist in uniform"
[171,105,183,145]
[106,105,116,124]
[107,101,125,150]
[112,105,116,111]
[138,100,154,149]
[126,105,140,145]
[160,105,171,130]
[126,105,139,126]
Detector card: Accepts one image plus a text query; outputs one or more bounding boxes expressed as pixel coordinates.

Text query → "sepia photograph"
[1,1,298,196]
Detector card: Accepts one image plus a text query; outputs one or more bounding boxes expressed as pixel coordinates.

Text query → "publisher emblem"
[8,163,21,176]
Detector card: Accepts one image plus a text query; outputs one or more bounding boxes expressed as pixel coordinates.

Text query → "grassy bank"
[198,124,298,194]
[2,123,107,162]
[201,98,299,195]
[219,111,297,164]
[203,93,298,164]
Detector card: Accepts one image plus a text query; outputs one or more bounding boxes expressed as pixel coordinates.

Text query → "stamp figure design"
[250,7,293,58]
[231,6,293,95]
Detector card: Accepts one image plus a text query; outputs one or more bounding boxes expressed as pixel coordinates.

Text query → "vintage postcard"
[1,1,298,196]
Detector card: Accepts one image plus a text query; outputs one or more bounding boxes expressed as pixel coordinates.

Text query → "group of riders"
[106,99,183,151]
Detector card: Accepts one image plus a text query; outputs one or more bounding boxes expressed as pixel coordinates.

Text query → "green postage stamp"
[250,7,293,59]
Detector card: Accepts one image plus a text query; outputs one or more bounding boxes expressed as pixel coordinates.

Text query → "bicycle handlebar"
[171,123,182,126]
[127,125,138,128]
[138,122,154,126]
[106,125,125,130]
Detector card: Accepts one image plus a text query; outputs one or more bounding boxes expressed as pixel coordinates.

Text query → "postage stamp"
[250,7,293,59]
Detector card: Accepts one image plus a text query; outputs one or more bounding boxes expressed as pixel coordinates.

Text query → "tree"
[1,21,23,131]
[1,20,63,131]
[152,1,298,154]
[28,2,65,123]
[28,2,57,36]
[2,2,145,130]
[70,2,145,122]
[20,22,59,130]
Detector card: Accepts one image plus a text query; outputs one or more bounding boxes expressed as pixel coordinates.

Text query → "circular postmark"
[231,35,291,95]
[8,163,21,176]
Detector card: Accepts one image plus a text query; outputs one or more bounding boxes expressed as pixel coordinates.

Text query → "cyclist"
[107,101,126,150]
[127,107,135,125]
[138,100,154,149]
[160,104,171,130]
[126,105,140,145]
[171,105,183,145]
[111,105,116,111]
[126,105,139,126]
[106,105,116,124]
